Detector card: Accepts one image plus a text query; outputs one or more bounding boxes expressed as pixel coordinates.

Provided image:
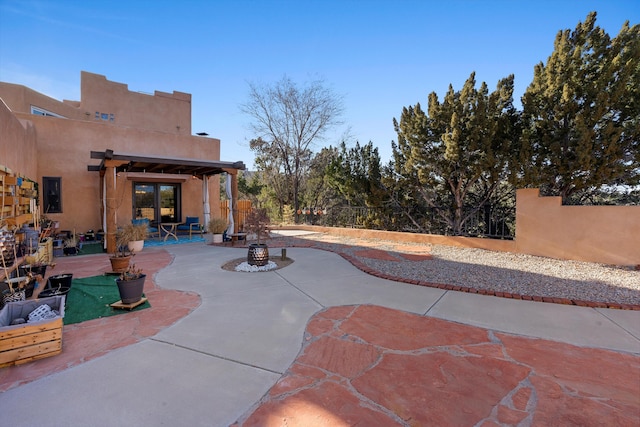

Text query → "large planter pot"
[18,264,48,298]
[110,256,131,273]
[247,244,269,267]
[212,234,223,244]
[116,274,146,304]
[127,240,144,253]
[38,273,73,298]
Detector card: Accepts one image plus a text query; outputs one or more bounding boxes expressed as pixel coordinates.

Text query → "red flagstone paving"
[236,305,640,426]
[2,241,639,427]
[0,248,200,392]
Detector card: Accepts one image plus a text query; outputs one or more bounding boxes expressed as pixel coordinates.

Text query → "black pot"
[18,263,48,278]
[39,273,73,297]
[18,264,49,298]
[116,274,146,304]
[247,244,269,266]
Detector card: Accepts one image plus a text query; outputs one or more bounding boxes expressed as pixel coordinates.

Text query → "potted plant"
[244,208,270,266]
[207,217,228,244]
[115,263,145,304]
[63,235,78,255]
[18,261,54,298]
[121,222,149,253]
[109,229,133,273]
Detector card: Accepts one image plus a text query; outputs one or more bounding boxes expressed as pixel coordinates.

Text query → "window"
[31,106,65,118]
[43,177,62,213]
[95,111,115,122]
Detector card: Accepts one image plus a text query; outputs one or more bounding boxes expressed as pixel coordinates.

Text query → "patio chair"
[132,218,159,238]
[177,216,202,239]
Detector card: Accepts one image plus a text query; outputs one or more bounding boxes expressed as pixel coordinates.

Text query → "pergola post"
[104,159,128,253]
[231,171,239,233]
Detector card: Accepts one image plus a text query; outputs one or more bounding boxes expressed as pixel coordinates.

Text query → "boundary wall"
[278,188,639,267]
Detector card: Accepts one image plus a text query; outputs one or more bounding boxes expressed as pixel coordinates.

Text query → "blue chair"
[132,218,159,238]
[177,216,202,239]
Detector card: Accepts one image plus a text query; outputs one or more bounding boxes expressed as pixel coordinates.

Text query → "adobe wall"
[515,188,639,266]
[0,100,38,179]
[0,82,87,120]
[278,225,517,253]
[79,72,192,135]
[281,189,639,267]
[14,113,221,233]
[0,71,192,135]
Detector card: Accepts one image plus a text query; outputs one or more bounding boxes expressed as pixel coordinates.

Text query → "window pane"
[160,185,177,222]
[134,184,155,221]
[43,177,62,213]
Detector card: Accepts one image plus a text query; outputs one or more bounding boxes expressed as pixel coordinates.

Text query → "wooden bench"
[229,232,247,246]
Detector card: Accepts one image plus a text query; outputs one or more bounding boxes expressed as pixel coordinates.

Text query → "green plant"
[113,229,132,258]
[244,208,270,245]
[120,223,149,242]
[119,263,144,281]
[207,217,228,234]
[64,235,78,248]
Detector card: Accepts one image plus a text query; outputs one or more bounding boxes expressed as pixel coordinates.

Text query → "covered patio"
[88,149,246,253]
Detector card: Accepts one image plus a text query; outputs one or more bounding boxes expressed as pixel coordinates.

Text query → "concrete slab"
[596,307,640,340]
[276,248,379,282]
[427,291,640,353]
[154,282,322,373]
[0,340,280,427]
[287,270,445,314]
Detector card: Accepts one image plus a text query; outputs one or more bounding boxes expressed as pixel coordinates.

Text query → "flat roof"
[88,149,246,177]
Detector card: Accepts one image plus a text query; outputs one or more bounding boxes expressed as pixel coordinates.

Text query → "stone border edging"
[265,241,640,311]
[338,253,640,311]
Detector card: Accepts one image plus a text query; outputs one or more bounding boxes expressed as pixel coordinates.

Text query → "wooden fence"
[220,200,252,229]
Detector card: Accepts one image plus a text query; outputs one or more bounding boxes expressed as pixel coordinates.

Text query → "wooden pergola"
[88,149,246,253]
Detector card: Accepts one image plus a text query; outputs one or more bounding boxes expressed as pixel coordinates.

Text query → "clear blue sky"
[1,0,638,169]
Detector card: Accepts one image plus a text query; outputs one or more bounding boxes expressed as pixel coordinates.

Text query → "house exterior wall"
[0,100,37,178]
[0,72,221,234]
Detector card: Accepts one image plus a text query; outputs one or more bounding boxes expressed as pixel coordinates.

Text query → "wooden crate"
[0,296,65,368]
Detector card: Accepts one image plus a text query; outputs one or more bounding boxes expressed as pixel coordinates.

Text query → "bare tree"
[241,76,344,215]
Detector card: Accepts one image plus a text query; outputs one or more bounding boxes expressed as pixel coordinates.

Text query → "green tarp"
[62,275,150,325]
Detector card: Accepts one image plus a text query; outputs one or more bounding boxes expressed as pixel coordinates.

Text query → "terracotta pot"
[116,274,146,304]
[110,256,131,273]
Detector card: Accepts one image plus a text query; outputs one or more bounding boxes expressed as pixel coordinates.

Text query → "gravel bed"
[359,245,640,306]
[271,233,640,306]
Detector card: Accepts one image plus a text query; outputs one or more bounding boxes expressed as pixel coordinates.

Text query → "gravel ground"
[269,233,640,307]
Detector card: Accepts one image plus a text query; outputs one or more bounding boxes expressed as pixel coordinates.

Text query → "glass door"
[134,184,156,222]
[160,185,178,223]
[133,183,181,225]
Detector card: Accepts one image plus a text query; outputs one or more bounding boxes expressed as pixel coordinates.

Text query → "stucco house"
[0,71,245,253]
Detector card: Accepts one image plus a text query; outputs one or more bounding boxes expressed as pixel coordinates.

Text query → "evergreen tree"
[519,12,640,203]
[325,141,389,228]
[391,72,518,235]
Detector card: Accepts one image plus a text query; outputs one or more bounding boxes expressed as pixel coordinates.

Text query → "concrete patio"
[0,237,638,426]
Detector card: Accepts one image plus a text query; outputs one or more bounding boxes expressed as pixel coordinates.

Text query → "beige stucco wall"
[280,188,639,267]
[515,188,639,266]
[277,225,517,253]
[17,113,221,233]
[1,72,223,234]
[0,100,37,179]
[0,72,192,135]
[79,72,192,135]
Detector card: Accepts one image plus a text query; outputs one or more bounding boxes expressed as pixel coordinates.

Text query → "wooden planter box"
[0,296,65,368]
